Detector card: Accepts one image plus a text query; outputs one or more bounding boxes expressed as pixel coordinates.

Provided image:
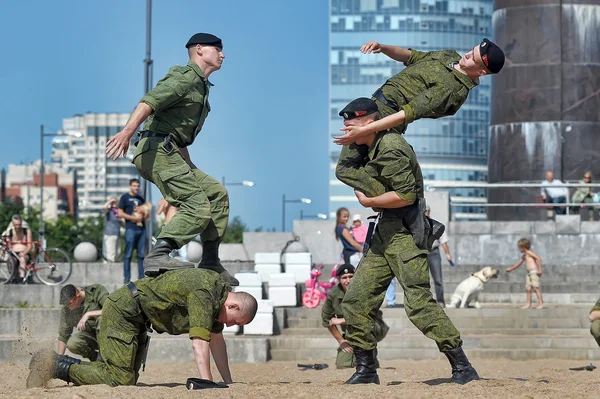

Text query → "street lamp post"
[222,176,255,187]
[39,124,60,241]
[299,210,327,220]
[282,194,311,231]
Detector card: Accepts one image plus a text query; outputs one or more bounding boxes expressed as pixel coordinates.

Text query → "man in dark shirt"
[119,179,146,283]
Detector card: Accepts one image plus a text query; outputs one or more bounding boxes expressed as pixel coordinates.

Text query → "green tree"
[223,216,247,243]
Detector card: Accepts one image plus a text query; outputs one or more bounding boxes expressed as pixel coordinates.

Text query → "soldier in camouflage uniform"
[321,264,389,369]
[334,38,505,145]
[27,269,258,388]
[335,98,480,385]
[590,297,600,346]
[105,33,238,286]
[57,284,109,362]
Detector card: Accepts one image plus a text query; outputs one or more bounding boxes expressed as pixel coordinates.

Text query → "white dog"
[448,266,499,309]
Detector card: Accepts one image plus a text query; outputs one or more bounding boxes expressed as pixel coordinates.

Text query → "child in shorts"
[506,238,544,309]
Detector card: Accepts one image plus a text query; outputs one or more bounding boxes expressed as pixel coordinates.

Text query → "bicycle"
[0,236,72,285]
[301,264,340,308]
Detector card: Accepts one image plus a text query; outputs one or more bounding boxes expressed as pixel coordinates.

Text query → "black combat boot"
[54,354,81,382]
[144,238,194,277]
[443,347,480,384]
[344,348,380,384]
[26,350,81,388]
[197,240,239,286]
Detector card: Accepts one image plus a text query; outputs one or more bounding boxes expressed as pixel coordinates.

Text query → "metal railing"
[425,182,600,216]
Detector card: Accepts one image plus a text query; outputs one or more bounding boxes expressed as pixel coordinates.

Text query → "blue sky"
[0,0,331,231]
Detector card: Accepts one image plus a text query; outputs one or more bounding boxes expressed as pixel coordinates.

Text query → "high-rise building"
[329,0,493,220]
[50,113,139,219]
[5,161,76,220]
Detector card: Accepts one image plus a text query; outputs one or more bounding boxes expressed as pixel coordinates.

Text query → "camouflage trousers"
[592,320,600,346]
[336,317,388,369]
[342,219,462,352]
[69,286,148,386]
[134,136,229,248]
[66,331,98,361]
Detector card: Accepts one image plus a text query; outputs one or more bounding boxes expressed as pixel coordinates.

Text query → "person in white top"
[426,206,454,307]
[541,171,569,215]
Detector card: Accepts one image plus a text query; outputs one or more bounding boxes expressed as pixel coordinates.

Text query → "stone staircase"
[268,306,600,361]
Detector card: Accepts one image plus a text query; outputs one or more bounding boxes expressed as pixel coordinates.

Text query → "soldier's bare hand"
[334,125,367,146]
[339,341,354,353]
[76,314,89,332]
[360,41,382,54]
[354,190,370,207]
[156,198,170,216]
[106,129,133,160]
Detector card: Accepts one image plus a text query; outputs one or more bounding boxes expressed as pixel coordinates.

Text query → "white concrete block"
[284,263,311,283]
[268,273,296,287]
[222,324,239,335]
[243,313,273,335]
[234,272,262,287]
[268,286,297,307]
[283,252,312,265]
[235,286,262,301]
[256,300,274,314]
[254,252,281,264]
[254,264,282,282]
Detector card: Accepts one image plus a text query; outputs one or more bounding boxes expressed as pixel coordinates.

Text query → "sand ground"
[1,358,599,399]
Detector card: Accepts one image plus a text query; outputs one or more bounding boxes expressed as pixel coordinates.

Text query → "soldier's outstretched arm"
[335,144,385,197]
[209,333,233,384]
[360,41,411,63]
[106,103,152,160]
[191,338,213,381]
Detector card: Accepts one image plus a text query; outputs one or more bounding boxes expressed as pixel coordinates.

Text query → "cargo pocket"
[105,326,137,372]
[156,163,193,202]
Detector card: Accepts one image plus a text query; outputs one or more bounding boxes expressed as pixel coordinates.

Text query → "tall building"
[50,113,139,219]
[488,0,600,220]
[5,162,76,220]
[329,0,493,220]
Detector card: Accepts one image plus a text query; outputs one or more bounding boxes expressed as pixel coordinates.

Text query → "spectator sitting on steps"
[572,171,598,221]
[541,170,569,216]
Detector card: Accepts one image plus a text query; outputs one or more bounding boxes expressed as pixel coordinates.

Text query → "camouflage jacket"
[140,60,212,147]
[378,49,478,124]
[336,131,424,213]
[58,284,109,343]
[135,269,230,341]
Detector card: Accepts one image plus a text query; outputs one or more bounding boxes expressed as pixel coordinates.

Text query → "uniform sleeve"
[404,49,430,66]
[592,297,600,313]
[402,84,463,124]
[140,68,190,112]
[336,144,386,197]
[95,285,109,308]
[379,149,416,203]
[58,307,73,343]
[321,293,336,328]
[187,289,218,341]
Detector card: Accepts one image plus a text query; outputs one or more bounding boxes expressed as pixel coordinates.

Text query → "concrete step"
[287,315,593,330]
[0,334,268,364]
[281,327,594,336]
[268,334,598,351]
[269,347,600,361]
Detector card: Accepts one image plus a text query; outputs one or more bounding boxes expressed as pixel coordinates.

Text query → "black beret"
[479,38,504,74]
[185,33,223,49]
[339,97,378,120]
[59,284,77,305]
[186,378,228,390]
[336,264,356,277]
